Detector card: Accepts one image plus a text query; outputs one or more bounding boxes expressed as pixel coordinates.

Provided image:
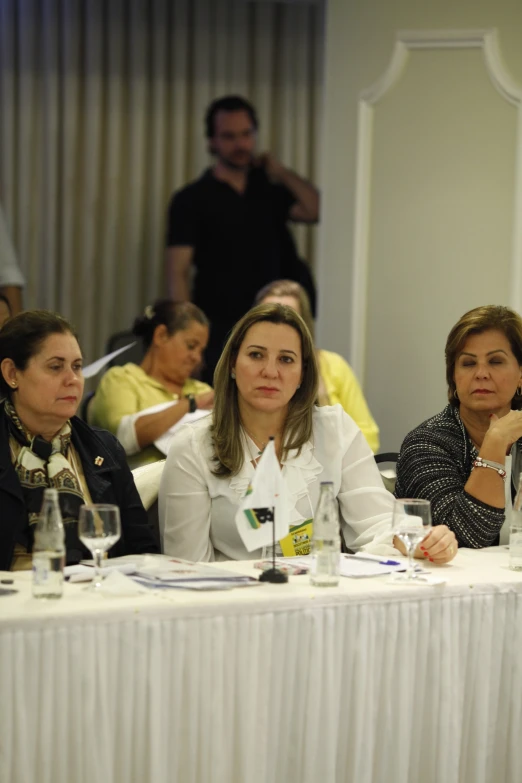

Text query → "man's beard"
[218,151,254,171]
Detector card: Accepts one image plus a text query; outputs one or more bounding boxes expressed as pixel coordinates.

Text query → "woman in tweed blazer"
[396,305,522,548]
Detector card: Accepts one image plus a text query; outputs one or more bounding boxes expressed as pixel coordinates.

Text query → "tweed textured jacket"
[395,404,519,548]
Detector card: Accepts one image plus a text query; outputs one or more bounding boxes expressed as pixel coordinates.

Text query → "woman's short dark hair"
[445,305,522,408]
[205,95,258,138]
[0,310,78,398]
[132,300,209,350]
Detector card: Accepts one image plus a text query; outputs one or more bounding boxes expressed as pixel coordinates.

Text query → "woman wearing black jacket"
[0,310,159,570]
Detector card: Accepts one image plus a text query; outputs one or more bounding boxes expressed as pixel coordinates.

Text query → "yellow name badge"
[279,519,313,557]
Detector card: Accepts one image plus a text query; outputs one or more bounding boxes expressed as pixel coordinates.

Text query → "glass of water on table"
[391,499,431,582]
[78,504,121,590]
[509,511,522,571]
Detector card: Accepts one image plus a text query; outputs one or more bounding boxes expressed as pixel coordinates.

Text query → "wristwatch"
[186,393,197,414]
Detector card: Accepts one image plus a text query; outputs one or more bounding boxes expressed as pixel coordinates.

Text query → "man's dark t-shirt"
[166,166,310,321]
[166,166,316,381]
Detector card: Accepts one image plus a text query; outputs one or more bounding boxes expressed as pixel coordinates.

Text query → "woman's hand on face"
[196,390,215,410]
[415,525,457,564]
[485,410,522,451]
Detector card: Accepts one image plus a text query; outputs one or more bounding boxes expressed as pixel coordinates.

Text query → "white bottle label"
[32,552,50,585]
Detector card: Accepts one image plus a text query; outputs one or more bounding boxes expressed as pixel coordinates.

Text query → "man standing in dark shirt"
[165,95,319,383]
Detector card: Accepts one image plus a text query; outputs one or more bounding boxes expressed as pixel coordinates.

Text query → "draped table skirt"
[1,548,522,783]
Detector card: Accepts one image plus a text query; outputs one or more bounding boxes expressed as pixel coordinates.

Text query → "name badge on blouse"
[279,519,313,557]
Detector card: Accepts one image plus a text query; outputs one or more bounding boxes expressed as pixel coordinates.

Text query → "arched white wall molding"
[351,28,522,379]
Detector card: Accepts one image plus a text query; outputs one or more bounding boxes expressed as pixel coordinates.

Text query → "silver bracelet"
[471,456,507,481]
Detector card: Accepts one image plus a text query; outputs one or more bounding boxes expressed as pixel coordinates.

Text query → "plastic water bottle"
[32,488,65,599]
[310,481,341,587]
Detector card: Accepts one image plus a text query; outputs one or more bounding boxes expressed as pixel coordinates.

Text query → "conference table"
[1,548,521,783]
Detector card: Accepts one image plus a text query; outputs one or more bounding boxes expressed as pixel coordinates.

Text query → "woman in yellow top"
[89,300,213,467]
[255,280,380,452]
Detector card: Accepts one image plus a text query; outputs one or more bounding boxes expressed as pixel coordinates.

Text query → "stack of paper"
[133,558,259,591]
[132,401,211,455]
[338,553,405,578]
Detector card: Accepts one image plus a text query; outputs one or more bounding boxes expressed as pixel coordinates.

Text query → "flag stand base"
[259,568,288,584]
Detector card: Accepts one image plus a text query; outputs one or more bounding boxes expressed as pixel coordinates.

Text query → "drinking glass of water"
[509,513,522,571]
[391,498,431,582]
[78,504,121,590]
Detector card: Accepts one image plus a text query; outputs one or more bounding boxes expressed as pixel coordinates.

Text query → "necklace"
[242,426,269,456]
[243,429,285,471]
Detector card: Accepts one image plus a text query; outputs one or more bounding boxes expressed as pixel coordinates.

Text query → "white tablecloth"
[1,548,522,783]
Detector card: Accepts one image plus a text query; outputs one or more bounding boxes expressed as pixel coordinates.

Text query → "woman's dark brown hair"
[445,305,522,408]
[0,310,78,398]
[132,300,209,350]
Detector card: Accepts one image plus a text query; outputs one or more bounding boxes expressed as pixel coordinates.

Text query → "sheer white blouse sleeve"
[158,422,215,561]
[328,407,396,553]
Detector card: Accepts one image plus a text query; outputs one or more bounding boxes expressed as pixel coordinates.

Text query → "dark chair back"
[374,452,399,465]
[79,391,95,422]
[106,330,145,367]
[374,452,399,494]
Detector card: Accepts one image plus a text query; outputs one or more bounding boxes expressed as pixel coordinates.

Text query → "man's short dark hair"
[205,96,258,138]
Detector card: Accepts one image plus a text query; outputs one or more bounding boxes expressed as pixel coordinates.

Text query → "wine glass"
[78,504,121,590]
[391,498,431,582]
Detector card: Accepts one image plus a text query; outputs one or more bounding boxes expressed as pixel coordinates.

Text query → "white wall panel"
[366,41,518,449]
[319,3,522,452]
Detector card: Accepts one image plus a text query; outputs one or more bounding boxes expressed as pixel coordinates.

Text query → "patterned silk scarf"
[6,401,86,559]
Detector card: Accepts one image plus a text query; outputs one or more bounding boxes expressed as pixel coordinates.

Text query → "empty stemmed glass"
[391,498,431,582]
[78,504,121,590]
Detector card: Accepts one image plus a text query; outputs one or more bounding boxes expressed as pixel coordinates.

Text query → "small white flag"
[235,439,289,552]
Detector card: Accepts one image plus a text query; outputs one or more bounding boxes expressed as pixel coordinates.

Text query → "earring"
[297,384,301,389]
[231,371,236,380]
[517,384,522,396]
[453,389,459,400]
[11,382,17,388]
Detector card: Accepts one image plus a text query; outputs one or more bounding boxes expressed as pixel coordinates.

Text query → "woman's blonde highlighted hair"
[254,279,315,339]
[211,303,319,476]
[445,304,522,408]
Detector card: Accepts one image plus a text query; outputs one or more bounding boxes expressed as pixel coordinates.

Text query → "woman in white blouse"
[158,304,454,562]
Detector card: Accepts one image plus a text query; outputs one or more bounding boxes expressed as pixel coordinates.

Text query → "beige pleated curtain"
[0,0,324,362]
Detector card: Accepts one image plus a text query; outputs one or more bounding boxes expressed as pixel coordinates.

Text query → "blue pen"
[346,553,401,567]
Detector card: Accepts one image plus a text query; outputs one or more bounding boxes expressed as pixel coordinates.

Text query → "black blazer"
[0,405,160,570]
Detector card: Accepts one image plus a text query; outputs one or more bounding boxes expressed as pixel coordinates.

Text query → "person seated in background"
[0,201,25,315]
[89,300,214,468]
[159,303,456,563]
[0,310,159,571]
[396,305,522,550]
[0,294,12,327]
[254,280,380,452]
